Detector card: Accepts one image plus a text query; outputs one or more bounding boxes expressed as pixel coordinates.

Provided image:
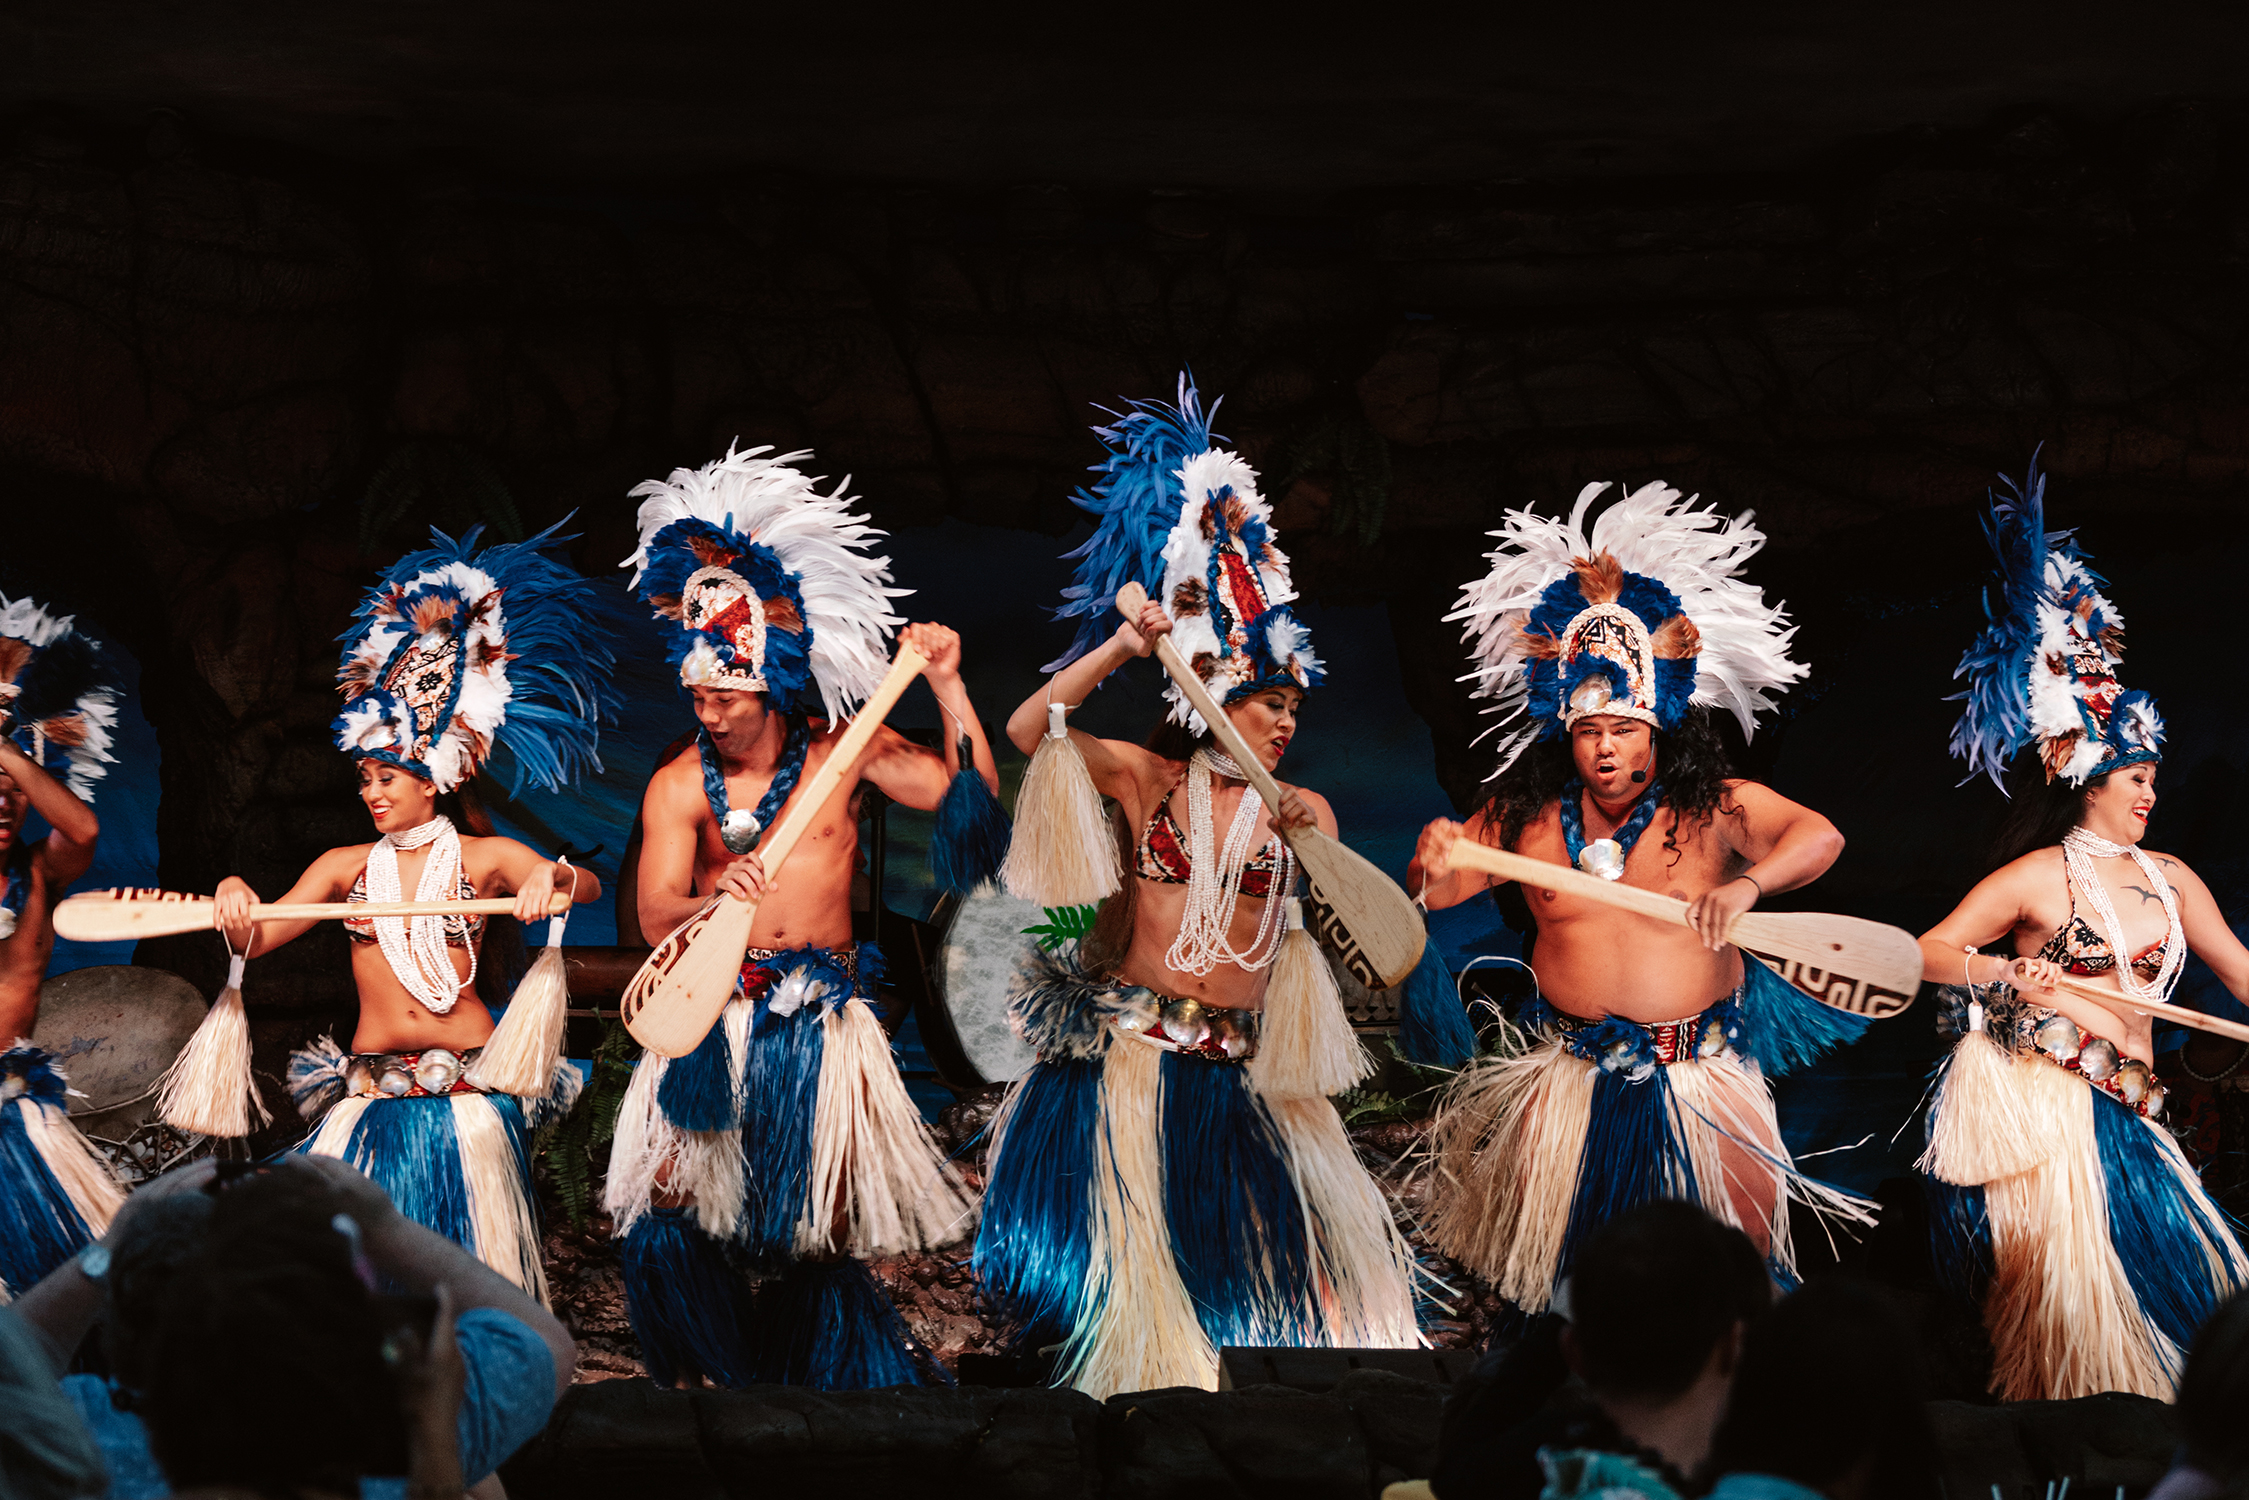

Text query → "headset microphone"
[1630,769,1647,784]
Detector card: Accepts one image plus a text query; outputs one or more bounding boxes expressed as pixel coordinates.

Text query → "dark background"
[12,6,2249,1201]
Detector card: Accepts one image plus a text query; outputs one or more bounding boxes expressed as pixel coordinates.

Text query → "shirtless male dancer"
[1406,482,1876,1311]
[0,596,123,1296]
[604,448,996,1390]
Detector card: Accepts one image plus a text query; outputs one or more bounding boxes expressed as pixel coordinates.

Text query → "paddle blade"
[54,891,218,942]
[622,896,758,1058]
[1732,910,1922,1021]
[1291,827,1426,991]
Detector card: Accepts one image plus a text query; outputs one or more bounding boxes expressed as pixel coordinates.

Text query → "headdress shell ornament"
[333,519,618,795]
[1049,375,1323,734]
[1451,481,1806,779]
[0,594,118,801]
[1950,455,2159,788]
[622,445,905,723]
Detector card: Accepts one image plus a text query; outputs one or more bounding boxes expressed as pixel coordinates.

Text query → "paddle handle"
[1112,582,1295,827]
[2049,973,2249,1046]
[55,891,572,942]
[1445,839,1704,932]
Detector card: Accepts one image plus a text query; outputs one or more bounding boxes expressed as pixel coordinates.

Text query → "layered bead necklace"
[1162,748,1294,976]
[363,814,474,1014]
[2061,825,2185,1003]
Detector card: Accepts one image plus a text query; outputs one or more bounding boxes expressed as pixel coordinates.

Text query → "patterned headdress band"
[1951,456,2160,789]
[333,520,617,796]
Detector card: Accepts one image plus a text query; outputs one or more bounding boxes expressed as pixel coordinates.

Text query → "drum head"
[938,888,1045,1085]
[31,966,209,1130]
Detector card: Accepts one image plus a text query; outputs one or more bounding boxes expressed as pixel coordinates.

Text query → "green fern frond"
[1022,903,1100,951]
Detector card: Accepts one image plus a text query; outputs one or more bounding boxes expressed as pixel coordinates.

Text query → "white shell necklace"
[364,814,475,1014]
[2060,825,2185,1003]
[1162,748,1293,976]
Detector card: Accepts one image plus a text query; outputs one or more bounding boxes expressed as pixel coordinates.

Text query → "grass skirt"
[1426,963,1874,1314]
[0,1046,124,1299]
[291,1049,548,1301]
[604,943,969,1389]
[976,944,1423,1399]
[1922,992,2249,1400]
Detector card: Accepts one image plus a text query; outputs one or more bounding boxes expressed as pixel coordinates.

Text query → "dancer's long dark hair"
[1984,756,2104,873]
[1473,706,1738,869]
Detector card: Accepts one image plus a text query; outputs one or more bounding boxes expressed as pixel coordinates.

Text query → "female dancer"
[976,379,1421,1399]
[1919,461,2248,1401]
[213,523,613,1298]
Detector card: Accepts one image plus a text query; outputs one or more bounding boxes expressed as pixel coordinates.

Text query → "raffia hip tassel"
[1001,702,1119,907]
[1250,905,1372,1102]
[155,953,270,1139]
[468,907,571,1098]
[1918,1008,2055,1186]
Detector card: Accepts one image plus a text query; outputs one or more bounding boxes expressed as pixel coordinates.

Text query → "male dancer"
[604,447,999,1390]
[1408,482,1874,1314]
[0,594,124,1296]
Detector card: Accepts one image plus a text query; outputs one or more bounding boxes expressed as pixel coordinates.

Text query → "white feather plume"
[1450,481,1808,777]
[1155,448,1299,731]
[623,445,908,723]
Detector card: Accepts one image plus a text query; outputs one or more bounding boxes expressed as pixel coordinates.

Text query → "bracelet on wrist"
[1735,873,1763,898]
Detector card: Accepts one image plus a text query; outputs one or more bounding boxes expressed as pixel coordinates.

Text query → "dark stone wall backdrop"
[7,97,2249,1069]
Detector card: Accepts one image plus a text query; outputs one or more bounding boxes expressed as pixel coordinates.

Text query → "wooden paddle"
[1442,839,1921,1020]
[620,644,932,1057]
[2049,973,2249,1045]
[55,890,573,943]
[1113,582,1425,989]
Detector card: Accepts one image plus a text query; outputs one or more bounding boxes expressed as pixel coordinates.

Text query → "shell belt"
[343,1046,488,1100]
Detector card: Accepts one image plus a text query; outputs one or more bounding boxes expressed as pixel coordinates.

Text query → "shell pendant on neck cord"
[1162,749,1293,976]
[2061,826,2185,1003]
[364,814,476,1014]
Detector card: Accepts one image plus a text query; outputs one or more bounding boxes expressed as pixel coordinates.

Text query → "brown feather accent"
[1515,625,1563,661]
[1198,504,1219,541]
[36,713,86,748]
[1170,578,1209,617]
[1190,650,1219,681]
[476,640,507,667]
[2099,624,2125,656]
[647,592,686,622]
[0,638,30,685]
[1650,615,1701,660]
[688,535,738,569]
[763,596,804,634]
[2044,650,2066,677]
[1571,552,1624,605]
[2041,731,2081,781]
[409,595,460,636]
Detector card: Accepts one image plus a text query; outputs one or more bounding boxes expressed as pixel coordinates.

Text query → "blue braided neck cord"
[1559,778,1665,868]
[0,840,31,926]
[700,715,813,848]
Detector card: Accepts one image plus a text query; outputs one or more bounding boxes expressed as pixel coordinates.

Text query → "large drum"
[30,965,210,1134]
[925,886,1043,1087]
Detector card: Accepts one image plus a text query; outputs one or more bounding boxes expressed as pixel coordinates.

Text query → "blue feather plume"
[930,766,1012,894]
[2093,1090,2242,1364]
[1046,374,1218,671]
[1396,937,1479,1068]
[657,1016,743,1132]
[1734,958,1874,1079]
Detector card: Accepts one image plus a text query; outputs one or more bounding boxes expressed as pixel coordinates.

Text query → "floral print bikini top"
[1133,777,1285,898]
[341,868,484,948]
[2035,883,2171,983]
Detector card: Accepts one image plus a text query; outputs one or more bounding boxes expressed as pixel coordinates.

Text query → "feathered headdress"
[0,594,119,801]
[1949,458,2157,789]
[1049,375,1323,733]
[333,519,618,795]
[1451,481,1806,779]
[622,446,905,723]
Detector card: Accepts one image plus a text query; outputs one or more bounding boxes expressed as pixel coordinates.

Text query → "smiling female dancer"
[1919,461,2249,1401]
[212,524,614,1298]
[975,379,1421,1399]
